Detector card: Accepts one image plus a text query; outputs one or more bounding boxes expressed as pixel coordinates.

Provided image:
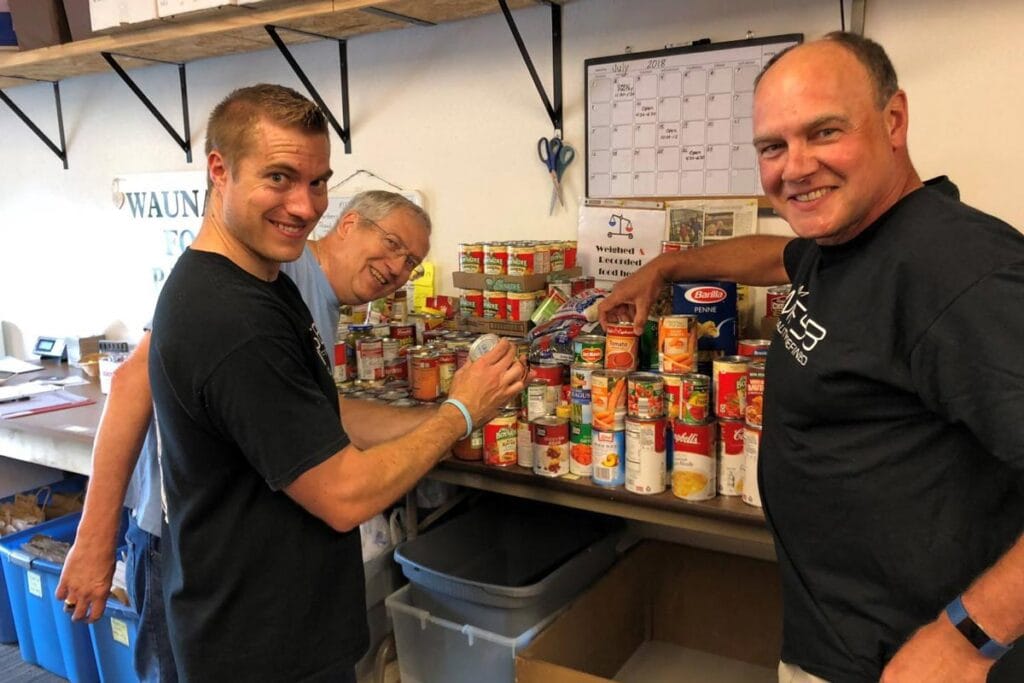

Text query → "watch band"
[945,595,1013,660]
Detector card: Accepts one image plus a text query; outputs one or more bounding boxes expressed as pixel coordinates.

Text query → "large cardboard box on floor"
[516,541,783,683]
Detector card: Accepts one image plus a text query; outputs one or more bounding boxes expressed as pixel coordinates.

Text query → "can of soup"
[532,416,570,477]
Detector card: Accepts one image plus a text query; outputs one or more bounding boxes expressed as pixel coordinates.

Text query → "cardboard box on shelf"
[459,317,531,338]
[8,0,71,49]
[62,0,93,41]
[516,541,782,683]
[452,267,582,294]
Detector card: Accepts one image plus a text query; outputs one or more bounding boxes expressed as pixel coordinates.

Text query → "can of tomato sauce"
[717,418,745,496]
[659,315,698,373]
[713,356,750,420]
[625,416,666,495]
[484,410,519,467]
[590,369,628,431]
[604,323,639,371]
[670,421,716,501]
[532,416,569,477]
[626,372,665,419]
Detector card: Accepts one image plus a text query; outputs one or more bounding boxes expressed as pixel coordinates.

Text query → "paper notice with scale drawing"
[577,200,666,290]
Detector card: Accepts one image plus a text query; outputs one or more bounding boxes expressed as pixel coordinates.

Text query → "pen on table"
[0,395,31,405]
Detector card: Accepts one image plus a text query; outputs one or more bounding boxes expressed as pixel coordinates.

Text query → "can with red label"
[590,369,627,432]
[508,244,536,275]
[712,356,750,420]
[766,284,791,317]
[484,411,519,467]
[737,339,771,358]
[625,416,666,495]
[548,242,565,272]
[564,240,577,269]
[532,360,563,413]
[591,429,626,487]
[483,290,507,319]
[604,323,639,371]
[483,242,508,275]
[661,241,690,253]
[573,335,606,366]
[506,291,537,321]
[356,337,384,381]
[744,361,765,427]
[670,421,716,501]
[626,372,664,419]
[333,340,351,384]
[717,418,745,496]
[383,359,407,382]
[659,315,698,373]
[410,351,440,401]
[461,290,484,318]
[680,373,710,424]
[517,417,533,468]
[742,423,762,507]
[532,416,569,477]
[570,276,595,296]
[570,421,593,476]
[459,243,483,273]
[389,323,417,352]
[662,373,683,420]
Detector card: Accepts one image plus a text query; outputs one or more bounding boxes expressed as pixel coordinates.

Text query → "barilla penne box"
[671,282,738,374]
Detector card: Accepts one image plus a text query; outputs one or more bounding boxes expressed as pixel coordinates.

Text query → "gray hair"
[341,190,432,233]
[754,32,899,110]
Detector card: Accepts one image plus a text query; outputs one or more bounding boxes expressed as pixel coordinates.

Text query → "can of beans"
[737,339,771,358]
[573,335,606,366]
[712,356,749,420]
[590,369,628,431]
[532,416,569,477]
[507,244,536,275]
[742,423,762,507]
[483,290,507,319]
[744,361,765,427]
[625,416,666,495]
[570,421,593,476]
[604,323,639,371]
[717,418,745,496]
[670,421,716,501]
[506,291,537,321]
[483,242,508,275]
[626,372,665,419]
[659,315,699,373]
[591,429,625,487]
[459,243,483,273]
[410,351,440,401]
[680,373,711,424]
[484,411,519,467]
[517,417,533,468]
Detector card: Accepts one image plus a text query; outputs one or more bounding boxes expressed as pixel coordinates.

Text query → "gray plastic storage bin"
[393,497,621,609]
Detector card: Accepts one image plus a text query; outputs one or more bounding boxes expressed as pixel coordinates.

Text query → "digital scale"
[32,335,102,362]
[32,336,68,361]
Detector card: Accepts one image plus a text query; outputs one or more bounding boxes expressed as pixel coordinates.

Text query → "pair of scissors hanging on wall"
[538,136,576,215]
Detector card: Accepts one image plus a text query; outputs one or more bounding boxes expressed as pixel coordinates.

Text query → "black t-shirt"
[150,249,367,682]
[761,181,1024,681]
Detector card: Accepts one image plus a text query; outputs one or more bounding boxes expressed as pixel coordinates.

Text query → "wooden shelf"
[0,0,541,90]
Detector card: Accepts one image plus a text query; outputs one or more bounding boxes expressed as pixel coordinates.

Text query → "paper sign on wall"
[577,200,666,289]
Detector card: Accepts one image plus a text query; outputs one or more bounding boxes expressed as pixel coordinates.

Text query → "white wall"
[1,0,1021,356]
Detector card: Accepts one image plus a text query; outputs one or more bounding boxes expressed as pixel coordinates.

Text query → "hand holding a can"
[447,337,528,429]
[597,257,669,335]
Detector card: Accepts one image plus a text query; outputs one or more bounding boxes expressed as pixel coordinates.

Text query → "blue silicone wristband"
[442,398,473,439]
[945,595,1013,660]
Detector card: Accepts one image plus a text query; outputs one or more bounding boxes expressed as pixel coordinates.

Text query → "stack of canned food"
[458,240,578,276]
[459,275,598,325]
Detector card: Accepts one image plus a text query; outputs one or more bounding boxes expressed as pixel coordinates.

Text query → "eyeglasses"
[360,216,426,279]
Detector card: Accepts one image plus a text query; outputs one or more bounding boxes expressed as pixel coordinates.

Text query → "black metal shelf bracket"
[101,52,192,163]
[0,79,69,169]
[265,25,351,154]
[499,0,563,135]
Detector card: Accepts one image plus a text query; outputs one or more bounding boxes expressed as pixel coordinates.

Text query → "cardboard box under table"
[516,540,783,683]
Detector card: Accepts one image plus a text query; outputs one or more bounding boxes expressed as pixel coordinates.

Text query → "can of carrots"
[590,369,628,431]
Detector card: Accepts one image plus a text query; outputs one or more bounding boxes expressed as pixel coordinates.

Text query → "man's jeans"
[125,518,178,683]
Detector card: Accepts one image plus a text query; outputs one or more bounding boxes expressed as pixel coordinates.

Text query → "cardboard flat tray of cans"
[452,267,582,293]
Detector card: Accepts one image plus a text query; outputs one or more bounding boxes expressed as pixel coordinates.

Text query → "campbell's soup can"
[410,351,440,401]
[742,423,762,507]
[766,284,791,317]
[591,429,625,487]
[483,242,508,275]
[483,290,507,319]
[680,373,711,424]
[573,335,606,366]
[570,421,593,476]
[389,323,416,353]
[659,315,698,373]
[625,416,666,495]
[459,243,483,273]
[383,359,407,382]
[506,291,537,321]
[508,244,536,275]
[745,361,765,427]
[626,372,665,419]
[590,369,628,431]
[712,356,750,420]
[517,417,534,468]
[356,338,384,381]
[671,421,716,501]
[737,339,771,358]
[717,419,746,496]
[533,416,569,477]
[484,411,518,467]
[461,290,484,318]
[604,323,639,371]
